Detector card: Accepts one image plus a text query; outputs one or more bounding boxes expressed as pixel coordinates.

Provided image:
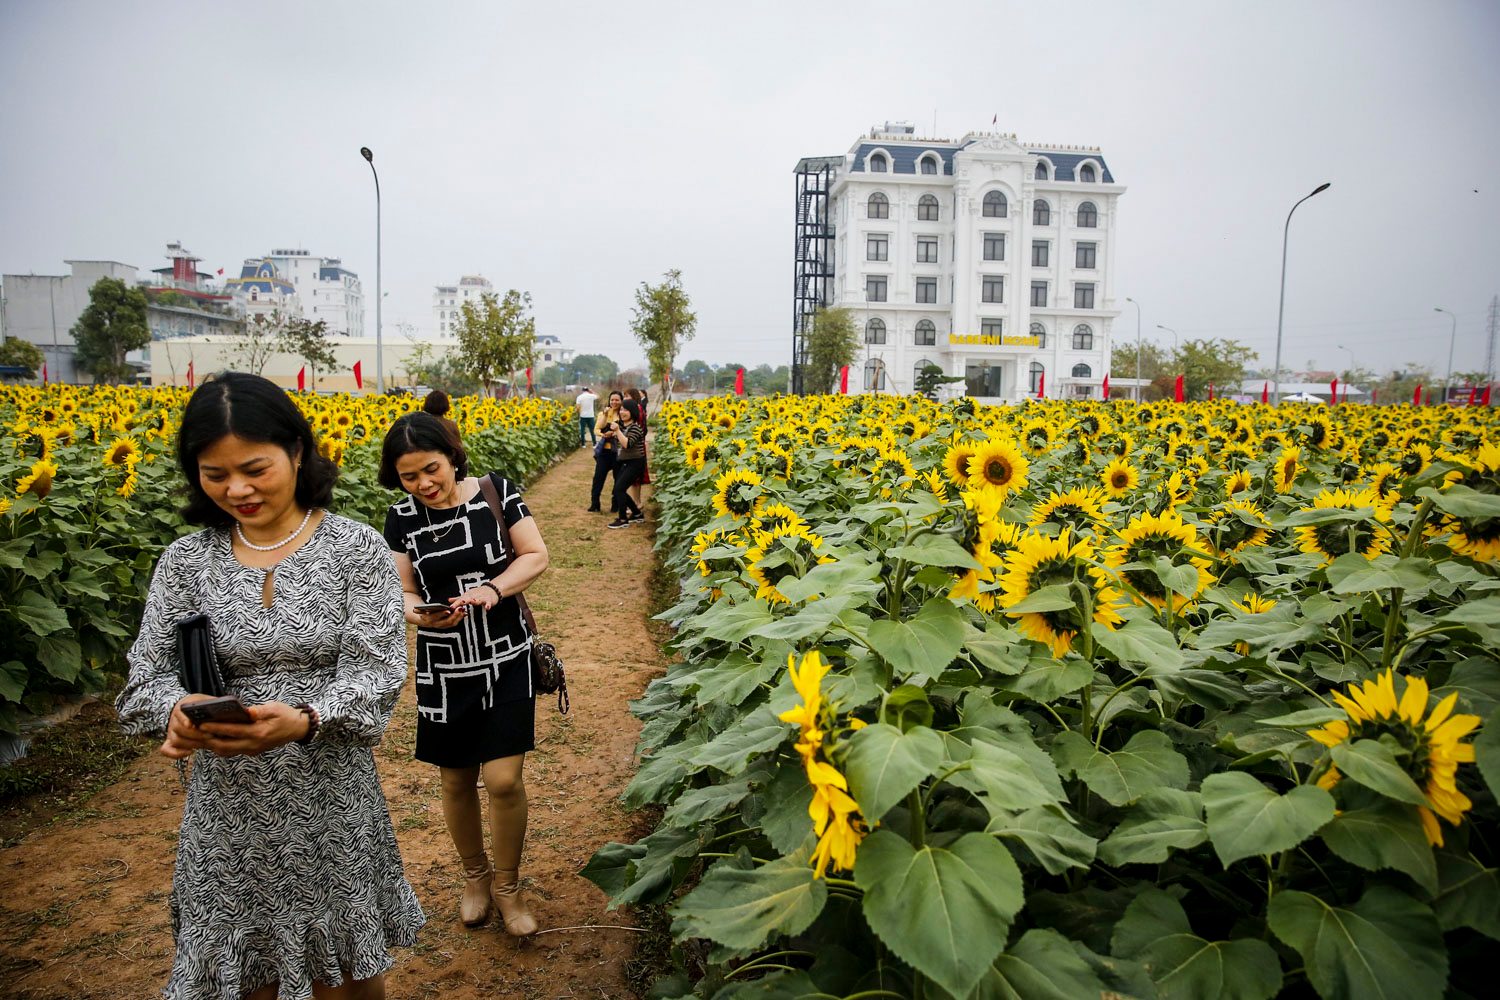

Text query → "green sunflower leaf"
[1200,772,1335,867]
[1267,886,1448,1000]
[1319,799,1438,894]
[1329,738,1430,806]
[958,928,1111,999]
[1475,706,1500,800]
[671,850,828,952]
[1091,618,1183,669]
[866,598,967,682]
[1052,730,1190,807]
[1001,583,1076,613]
[1111,888,1283,1000]
[843,722,944,821]
[886,534,986,571]
[1098,788,1208,866]
[986,804,1097,874]
[1430,849,1500,940]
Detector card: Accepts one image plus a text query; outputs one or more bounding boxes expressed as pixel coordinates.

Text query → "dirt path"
[0,446,667,999]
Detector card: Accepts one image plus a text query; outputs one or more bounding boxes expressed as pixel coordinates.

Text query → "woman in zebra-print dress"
[117,373,424,1000]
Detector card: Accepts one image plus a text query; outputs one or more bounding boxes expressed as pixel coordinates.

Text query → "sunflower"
[1206,500,1272,561]
[1100,457,1139,498]
[745,523,826,604]
[1229,592,1277,654]
[16,458,57,498]
[1293,487,1393,565]
[1029,487,1109,537]
[1273,446,1301,493]
[998,530,1124,657]
[1104,509,1214,611]
[1020,419,1053,456]
[923,469,949,499]
[1309,669,1480,846]
[1433,441,1500,562]
[104,436,140,467]
[965,439,1029,500]
[751,502,808,545]
[1365,462,1402,501]
[1224,469,1253,496]
[777,651,867,879]
[0,497,11,516]
[711,467,764,521]
[942,440,980,489]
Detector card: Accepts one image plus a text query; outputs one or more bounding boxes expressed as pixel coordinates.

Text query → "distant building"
[263,249,364,337]
[432,274,493,343]
[0,259,139,383]
[793,122,1125,401]
[533,333,573,371]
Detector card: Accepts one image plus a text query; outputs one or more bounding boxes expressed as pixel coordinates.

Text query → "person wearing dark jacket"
[589,391,624,513]
[606,400,647,528]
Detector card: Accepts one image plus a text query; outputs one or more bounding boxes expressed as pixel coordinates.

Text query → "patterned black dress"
[382,473,536,767]
[115,513,425,1000]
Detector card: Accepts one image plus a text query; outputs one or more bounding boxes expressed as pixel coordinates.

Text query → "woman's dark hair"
[379,412,468,489]
[177,371,338,526]
[625,388,641,402]
[421,389,451,417]
[621,400,642,425]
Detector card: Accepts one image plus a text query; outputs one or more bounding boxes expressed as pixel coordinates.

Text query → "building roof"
[841,137,1114,182]
[849,142,957,175]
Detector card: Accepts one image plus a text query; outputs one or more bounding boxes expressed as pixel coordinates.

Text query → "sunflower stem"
[1381,497,1434,669]
[907,789,926,849]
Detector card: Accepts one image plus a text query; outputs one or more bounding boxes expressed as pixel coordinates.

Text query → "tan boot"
[459,852,493,927]
[492,868,538,937]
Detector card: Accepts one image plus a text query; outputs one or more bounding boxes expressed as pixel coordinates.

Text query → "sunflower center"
[1110,471,1130,489]
[1311,521,1377,557]
[985,459,1012,484]
[1026,559,1085,633]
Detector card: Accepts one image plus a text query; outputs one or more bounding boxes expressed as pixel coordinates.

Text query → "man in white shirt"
[575,386,599,446]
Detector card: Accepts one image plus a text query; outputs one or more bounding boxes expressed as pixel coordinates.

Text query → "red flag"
[216,267,224,276]
[1414,383,1422,406]
[1036,372,1045,399]
[839,365,849,394]
[352,360,362,390]
[1372,389,1378,406]
[734,368,745,396]
[1261,382,1268,404]
[186,360,195,389]
[1208,382,1215,400]
[1482,385,1492,407]
[42,361,48,385]
[525,367,533,392]
[1173,374,1184,402]
[297,367,306,392]
[1330,377,1339,405]
[1468,386,1478,407]
[1102,373,1110,398]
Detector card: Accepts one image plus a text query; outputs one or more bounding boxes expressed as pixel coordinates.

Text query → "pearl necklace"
[235,507,315,552]
[422,484,469,539]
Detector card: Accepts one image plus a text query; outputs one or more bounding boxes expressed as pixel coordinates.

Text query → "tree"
[630,269,697,401]
[914,362,964,400]
[680,359,713,393]
[402,340,435,387]
[224,310,286,376]
[570,353,620,386]
[277,318,339,388]
[1371,364,1435,405]
[1110,340,1171,399]
[802,307,859,395]
[454,290,537,396]
[1176,337,1257,401]
[0,337,45,379]
[72,277,149,384]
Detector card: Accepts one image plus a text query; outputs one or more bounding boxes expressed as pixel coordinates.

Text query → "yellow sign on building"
[948,334,1040,348]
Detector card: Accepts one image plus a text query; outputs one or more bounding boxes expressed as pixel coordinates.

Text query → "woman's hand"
[195,701,309,757]
[406,602,467,628]
[160,694,218,759]
[452,583,501,612]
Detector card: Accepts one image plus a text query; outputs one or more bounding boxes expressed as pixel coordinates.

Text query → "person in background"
[117,371,423,1000]
[575,385,598,447]
[379,413,549,938]
[589,390,624,513]
[606,399,647,528]
[423,389,461,438]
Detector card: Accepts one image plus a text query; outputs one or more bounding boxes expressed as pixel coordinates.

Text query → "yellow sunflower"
[1273,446,1301,493]
[965,438,1030,500]
[16,458,57,498]
[1309,669,1480,846]
[998,530,1124,657]
[1206,500,1272,561]
[104,436,140,467]
[1104,509,1214,611]
[942,440,980,489]
[1433,441,1500,562]
[1365,462,1402,502]
[1019,419,1053,456]
[1293,487,1393,565]
[1100,457,1139,498]
[745,523,826,605]
[1029,487,1109,537]
[711,467,764,521]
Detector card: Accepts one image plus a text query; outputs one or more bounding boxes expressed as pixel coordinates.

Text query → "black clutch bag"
[175,614,225,697]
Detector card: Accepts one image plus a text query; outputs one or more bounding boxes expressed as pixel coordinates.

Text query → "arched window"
[870,152,888,173]
[914,319,936,346]
[920,155,938,175]
[865,318,887,345]
[1080,163,1097,183]
[1077,201,1098,228]
[1072,363,1092,379]
[868,192,889,219]
[1073,324,1094,350]
[1030,362,1045,394]
[983,191,1008,217]
[918,194,939,221]
[864,358,886,391]
[1030,322,1047,349]
[1033,199,1051,226]
[1035,161,1049,180]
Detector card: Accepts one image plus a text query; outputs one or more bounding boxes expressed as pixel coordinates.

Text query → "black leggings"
[614,458,645,518]
[591,452,617,510]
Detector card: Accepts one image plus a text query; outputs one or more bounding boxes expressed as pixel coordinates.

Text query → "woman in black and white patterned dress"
[117,372,424,1000]
[379,412,549,936]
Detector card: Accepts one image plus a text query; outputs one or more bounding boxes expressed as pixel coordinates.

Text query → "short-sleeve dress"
[382,473,536,767]
[115,513,425,1000]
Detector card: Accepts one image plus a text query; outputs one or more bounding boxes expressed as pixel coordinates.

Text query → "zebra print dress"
[116,513,425,1000]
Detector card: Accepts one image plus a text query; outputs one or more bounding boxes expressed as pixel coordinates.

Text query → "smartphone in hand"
[183,696,254,726]
[415,602,453,615]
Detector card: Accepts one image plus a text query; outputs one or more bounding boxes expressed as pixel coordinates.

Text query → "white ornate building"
[263,249,364,337]
[794,123,1124,402]
[433,275,572,370]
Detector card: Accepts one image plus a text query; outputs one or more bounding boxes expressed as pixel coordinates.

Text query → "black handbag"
[175,613,225,697]
[477,475,569,714]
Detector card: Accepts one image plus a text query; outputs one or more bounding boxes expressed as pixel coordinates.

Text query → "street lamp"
[1273,182,1332,404]
[1156,324,1177,352]
[1435,307,1457,405]
[359,146,384,393]
[1125,296,1141,401]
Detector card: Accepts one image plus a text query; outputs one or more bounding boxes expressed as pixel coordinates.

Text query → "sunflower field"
[0,384,575,734]
[584,395,1500,1000]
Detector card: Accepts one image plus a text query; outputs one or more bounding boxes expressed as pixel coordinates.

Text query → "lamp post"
[359,146,384,393]
[1156,324,1178,353]
[1273,182,1332,405]
[1435,307,1457,405]
[1125,296,1141,401]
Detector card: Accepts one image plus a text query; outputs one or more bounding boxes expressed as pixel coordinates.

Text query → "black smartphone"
[415,602,453,615]
[182,696,253,726]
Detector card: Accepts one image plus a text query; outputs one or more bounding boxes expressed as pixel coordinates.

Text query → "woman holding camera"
[378,412,549,936]
[588,390,624,513]
[117,372,424,1000]
[606,399,647,528]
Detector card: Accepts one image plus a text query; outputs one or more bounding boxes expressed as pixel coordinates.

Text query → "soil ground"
[0,444,668,999]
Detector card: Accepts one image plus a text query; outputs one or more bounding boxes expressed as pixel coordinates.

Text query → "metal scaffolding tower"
[792,156,840,394]
[1486,294,1498,390]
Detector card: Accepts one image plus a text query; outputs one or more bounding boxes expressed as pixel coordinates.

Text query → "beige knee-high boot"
[484,756,538,937]
[441,767,493,927]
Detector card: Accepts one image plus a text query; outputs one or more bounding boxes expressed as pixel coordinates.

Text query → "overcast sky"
[2,0,1497,378]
